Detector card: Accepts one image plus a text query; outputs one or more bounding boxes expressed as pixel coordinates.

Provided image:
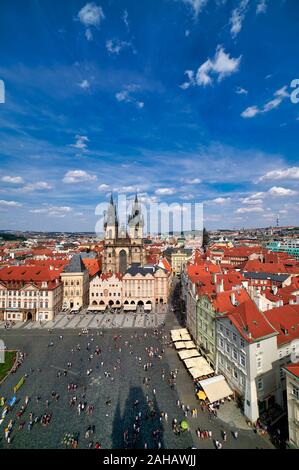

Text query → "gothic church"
[102,194,146,274]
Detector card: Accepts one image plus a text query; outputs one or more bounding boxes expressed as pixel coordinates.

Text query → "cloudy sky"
[0,0,298,232]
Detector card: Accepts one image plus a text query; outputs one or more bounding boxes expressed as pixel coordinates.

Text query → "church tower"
[128,193,144,240]
[104,194,118,240]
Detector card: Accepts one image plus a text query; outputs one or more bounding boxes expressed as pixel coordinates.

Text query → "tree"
[202,227,210,252]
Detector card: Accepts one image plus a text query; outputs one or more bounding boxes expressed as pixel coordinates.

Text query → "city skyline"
[0,0,299,232]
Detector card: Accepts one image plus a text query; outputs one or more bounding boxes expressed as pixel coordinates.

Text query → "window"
[219,324,223,332]
[240,338,245,348]
[226,328,230,337]
[257,357,262,371]
[257,378,263,391]
[233,348,238,360]
[226,343,230,354]
[257,342,260,349]
[233,369,238,379]
[240,353,246,368]
[292,385,299,399]
[233,332,237,342]
[219,337,224,349]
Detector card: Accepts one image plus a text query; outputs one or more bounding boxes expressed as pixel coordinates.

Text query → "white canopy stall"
[198,375,233,403]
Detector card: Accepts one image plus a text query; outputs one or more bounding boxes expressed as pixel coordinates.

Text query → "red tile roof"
[213,288,251,313]
[220,297,277,342]
[82,258,102,278]
[0,265,62,290]
[264,304,299,346]
[243,260,288,274]
[284,362,299,379]
[159,258,172,273]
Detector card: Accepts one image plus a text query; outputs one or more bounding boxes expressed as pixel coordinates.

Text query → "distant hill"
[0,232,27,241]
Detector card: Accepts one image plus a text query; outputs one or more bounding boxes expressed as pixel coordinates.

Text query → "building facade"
[61,254,89,310]
[102,195,146,274]
[0,266,63,322]
[89,273,123,311]
[122,264,170,312]
[216,299,278,423]
[283,363,299,448]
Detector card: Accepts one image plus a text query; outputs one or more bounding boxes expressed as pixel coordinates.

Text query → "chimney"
[216,278,224,293]
[231,292,236,306]
[272,285,278,295]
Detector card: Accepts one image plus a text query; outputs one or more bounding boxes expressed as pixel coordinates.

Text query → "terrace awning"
[198,375,233,403]
[178,349,200,360]
[174,341,187,350]
[184,341,196,349]
[183,357,203,369]
[187,357,214,379]
[170,328,192,342]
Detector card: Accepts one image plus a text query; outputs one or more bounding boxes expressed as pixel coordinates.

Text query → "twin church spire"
[104,193,144,240]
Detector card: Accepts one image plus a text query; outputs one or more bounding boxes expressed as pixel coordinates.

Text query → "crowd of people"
[1,306,248,449]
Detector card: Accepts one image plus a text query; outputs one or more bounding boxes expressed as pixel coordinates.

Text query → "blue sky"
[0,0,298,232]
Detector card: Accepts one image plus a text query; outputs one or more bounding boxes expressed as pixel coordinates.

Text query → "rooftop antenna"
[276,213,279,228]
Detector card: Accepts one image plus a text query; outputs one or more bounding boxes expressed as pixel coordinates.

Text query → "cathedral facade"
[102,194,146,274]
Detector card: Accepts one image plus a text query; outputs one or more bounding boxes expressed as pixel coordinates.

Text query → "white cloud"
[85,28,93,41]
[0,200,22,207]
[206,197,231,204]
[241,86,289,118]
[179,70,195,90]
[1,176,24,184]
[106,39,133,55]
[183,178,201,184]
[115,85,144,109]
[213,197,231,204]
[79,79,90,89]
[77,2,105,40]
[78,2,104,26]
[98,184,110,191]
[114,185,136,193]
[63,170,97,184]
[181,46,241,88]
[256,0,267,14]
[258,167,299,182]
[235,86,248,95]
[230,0,249,38]
[23,181,52,191]
[241,106,259,118]
[241,192,265,204]
[155,188,176,196]
[30,206,72,217]
[179,194,194,201]
[71,135,89,150]
[123,10,129,29]
[268,186,297,197]
[138,193,158,204]
[236,206,263,214]
[180,0,208,17]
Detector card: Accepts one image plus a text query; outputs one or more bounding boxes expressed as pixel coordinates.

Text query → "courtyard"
[0,311,274,449]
